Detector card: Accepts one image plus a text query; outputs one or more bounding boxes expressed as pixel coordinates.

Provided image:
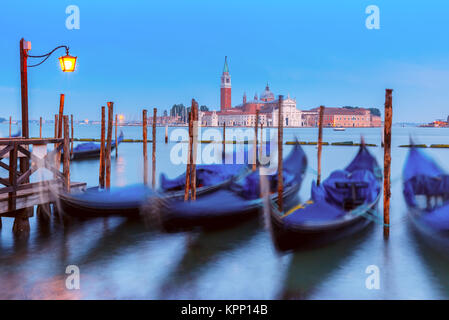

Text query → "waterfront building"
[201,57,304,127]
[307,107,381,127]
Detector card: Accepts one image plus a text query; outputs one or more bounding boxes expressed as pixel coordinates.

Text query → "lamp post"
[19,38,77,139]
[19,38,77,173]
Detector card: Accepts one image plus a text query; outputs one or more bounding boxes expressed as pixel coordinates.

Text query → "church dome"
[260,84,275,102]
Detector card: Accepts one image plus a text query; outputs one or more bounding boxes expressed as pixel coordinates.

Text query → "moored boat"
[69,131,124,160]
[268,142,382,251]
[156,143,307,232]
[403,146,449,250]
[59,155,251,218]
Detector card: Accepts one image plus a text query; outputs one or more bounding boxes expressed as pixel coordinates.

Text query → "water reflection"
[277,224,374,299]
[407,220,449,299]
[158,219,260,299]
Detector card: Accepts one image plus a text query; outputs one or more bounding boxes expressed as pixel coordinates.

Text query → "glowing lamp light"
[59,54,77,72]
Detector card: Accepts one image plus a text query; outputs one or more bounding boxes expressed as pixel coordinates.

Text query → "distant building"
[306,107,381,127]
[201,57,303,127]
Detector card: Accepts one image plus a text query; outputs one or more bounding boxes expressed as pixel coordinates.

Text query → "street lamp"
[58,53,77,72]
[19,38,77,140]
[19,38,76,174]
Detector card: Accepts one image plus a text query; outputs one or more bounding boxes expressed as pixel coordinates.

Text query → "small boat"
[268,141,382,251]
[69,131,124,160]
[58,184,155,218]
[156,143,307,232]
[159,163,250,198]
[403,146,449,250]
[59,161,250,218]
[333,128,345,131]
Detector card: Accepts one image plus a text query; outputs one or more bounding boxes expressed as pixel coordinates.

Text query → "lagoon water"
[1,122,449,299]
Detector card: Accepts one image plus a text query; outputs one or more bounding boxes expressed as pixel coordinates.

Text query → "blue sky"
[1,0,449,122]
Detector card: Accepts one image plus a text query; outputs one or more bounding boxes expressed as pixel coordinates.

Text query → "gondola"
[59,158,251,218]
[403,146,449,249]
[69,131,124,160]
[156,142,307,232]
[268,142,382,251]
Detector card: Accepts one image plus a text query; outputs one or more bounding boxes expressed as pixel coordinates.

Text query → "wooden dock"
[0,136,86,232]
[0,180,85,216]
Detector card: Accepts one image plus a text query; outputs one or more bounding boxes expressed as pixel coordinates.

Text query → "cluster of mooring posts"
[97,102,122,188]
[141,108,157,187]
[184,99,199,200]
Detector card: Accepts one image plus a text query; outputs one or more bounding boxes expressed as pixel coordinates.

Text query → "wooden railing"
[0,134,70,212]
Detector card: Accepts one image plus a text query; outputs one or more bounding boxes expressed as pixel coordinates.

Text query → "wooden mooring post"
[39,117,42,139]
[152,108,157,189]
[277,95,284,212]
[253,110,259,171]
[54,114,58,138]
[222,122,226,162]
[259,122,263,162]
[63,116,71,192]
[184,111,193,201]
[317,105,325,186]
[115,114,118,157]
[165,124,168,144]
[384,89,393,238]
[99,106,106,188]
[105,102,113,189]
[70,114,74,156]
[57,94,65,139]
[143,109,148,185]
[190,100,198,200]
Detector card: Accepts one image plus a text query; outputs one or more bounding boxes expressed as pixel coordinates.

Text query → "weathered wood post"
[152,108,157,189]
[384,89,393,238]
[99,106,106,188]
[143,109,148,185]
[259,122,263,162]
[53,114,59,179]
[253,110,259,171]
[19,38,29,140]
[190,100,198,200]
[39,117,42,138]
[57,94,65,139]
[222,122,226,162]
[115,114,118,157]
[277,95,284,212]
[105,102,113,189]
[54,94,65,174]
[184,111,193,201]
[317,105,325,186]
[9,116,11,137]
[70,114,74,156]
[165,124,168,144]
[9,143,18,213]
[54,114,58,138]
[63,115,71,193]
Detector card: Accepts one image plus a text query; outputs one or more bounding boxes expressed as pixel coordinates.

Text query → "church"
[200,57,305,127]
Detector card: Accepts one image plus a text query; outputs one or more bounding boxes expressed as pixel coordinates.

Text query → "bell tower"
[220,56,232,111]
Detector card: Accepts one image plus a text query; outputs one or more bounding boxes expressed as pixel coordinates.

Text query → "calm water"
[1,122,449,299]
